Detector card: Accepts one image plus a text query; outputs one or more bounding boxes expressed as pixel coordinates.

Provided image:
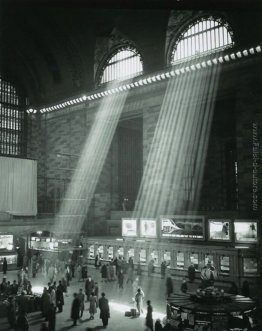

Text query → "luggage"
[125,311,132,317]
[131,308,137,317]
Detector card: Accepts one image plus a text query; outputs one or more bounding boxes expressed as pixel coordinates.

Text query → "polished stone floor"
[0,267,191,331]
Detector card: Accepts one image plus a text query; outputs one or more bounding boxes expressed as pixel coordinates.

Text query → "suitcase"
[131,308,137,317]
[125,311,132,317]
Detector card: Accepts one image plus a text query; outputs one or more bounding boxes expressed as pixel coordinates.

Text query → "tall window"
[0,77,27,156]
[171,18,234,64]
[100,47,143,85]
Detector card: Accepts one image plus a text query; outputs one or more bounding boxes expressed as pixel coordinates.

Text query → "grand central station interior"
[0,0,261,330]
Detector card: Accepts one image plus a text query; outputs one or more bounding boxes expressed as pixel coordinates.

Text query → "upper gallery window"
[171,17,234,64]
[100,47,143,85]
[0,76,27,156]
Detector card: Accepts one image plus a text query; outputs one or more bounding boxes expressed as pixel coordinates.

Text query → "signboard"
[0,234,13,250]
[140,218,157,237]
[234,221,258,243]
[208,219,230,241]
[161,215,204,239]
[122,218,137,237]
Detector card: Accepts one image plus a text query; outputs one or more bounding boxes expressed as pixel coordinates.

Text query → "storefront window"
[107,246,114,260]
[220,256,230,275]
[150,250,158,265]
[243,257,258,274]
[127,248,134,259]
[190,253,199,270]
[117,247,124,258]
[89,245,95,258]
[177,252,185,269]
[139,249,147,263]
[164,251,171,263]
[97,246,104,259]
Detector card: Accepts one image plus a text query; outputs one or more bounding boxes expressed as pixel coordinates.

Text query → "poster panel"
[161,215,204,239]
[234,220,258,243]
[208,219,231,241]
[140,218,157,237]
[122,218,137,237]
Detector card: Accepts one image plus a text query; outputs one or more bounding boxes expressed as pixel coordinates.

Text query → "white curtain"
[0,156,37,216]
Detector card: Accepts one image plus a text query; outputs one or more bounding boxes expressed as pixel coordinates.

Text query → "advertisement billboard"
[160,215,204,239]
[122,218,137,237]
[208,219,231,241]
[234,221,258,243]
[140,218,157,237]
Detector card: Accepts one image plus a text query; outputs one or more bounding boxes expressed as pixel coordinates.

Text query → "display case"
[0,254,17,265]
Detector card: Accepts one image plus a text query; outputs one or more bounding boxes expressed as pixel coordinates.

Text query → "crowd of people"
[0,252,257,331]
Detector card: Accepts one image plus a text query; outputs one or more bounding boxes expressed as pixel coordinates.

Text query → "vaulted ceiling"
[0,0,261,107]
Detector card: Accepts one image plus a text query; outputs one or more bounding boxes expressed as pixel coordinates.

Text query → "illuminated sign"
[122,218,137,237]
[140,219,157,237]
[234,221,258,243]
[208,219,231,241]
[160,215,204,239]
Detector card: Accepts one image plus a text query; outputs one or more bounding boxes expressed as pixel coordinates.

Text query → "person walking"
[145,300,153,331]
[161,261,167,279]
[78,288,85,318]
[85,276,94,302]
[15,312,29,331]
[98,292,110,328]
[166,275,173,298]
[89,291,97,320]
[47,303,56,331]
[56,281,64,312]
[41,287,51,321]
[118,269,124,289]
[3,257,7,275]
[135,288,144,315]
[71,293,80,326]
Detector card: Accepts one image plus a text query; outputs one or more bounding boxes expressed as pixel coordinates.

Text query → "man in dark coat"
[48,303,56,331]
[145,300,153,331]
[85,276,94,302]
[3,257,7,275]
[166,275,173,298]
[98,292,110,328]
[56,280,64,312]
[71,292,80,326]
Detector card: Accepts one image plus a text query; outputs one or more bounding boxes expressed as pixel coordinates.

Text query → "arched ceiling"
[0,0,261,107]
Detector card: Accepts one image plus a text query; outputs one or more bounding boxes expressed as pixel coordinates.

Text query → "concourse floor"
[0,267,194,331]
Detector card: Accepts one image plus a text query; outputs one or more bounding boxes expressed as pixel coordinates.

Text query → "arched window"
[171,17,234,64]
[99,47,143,85]
[0,76,27,156]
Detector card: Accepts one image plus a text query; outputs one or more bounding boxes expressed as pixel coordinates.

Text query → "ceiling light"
[207,60,212,66]
[230,53,236,60]
[212,58,218,65]
[201,61,206,68]
[255,45,261,53]
[224,55,230,61]
[249,48,255,55]
[82,95,87,100]
[190,65,196,71]
[196,63,201,69]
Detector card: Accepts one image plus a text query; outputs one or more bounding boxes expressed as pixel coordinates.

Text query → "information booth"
[0,233,17,270]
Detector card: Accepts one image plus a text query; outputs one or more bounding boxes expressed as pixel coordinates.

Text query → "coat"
[56,285,64,306]
[146,304,153,331]
[71,297,80,320]
[98,297,110,319]
[42,291,51,315]
[89,295,97,314]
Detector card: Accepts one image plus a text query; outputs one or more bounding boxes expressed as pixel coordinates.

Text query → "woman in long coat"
[89,292,97,319]
[41,287,51,320]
